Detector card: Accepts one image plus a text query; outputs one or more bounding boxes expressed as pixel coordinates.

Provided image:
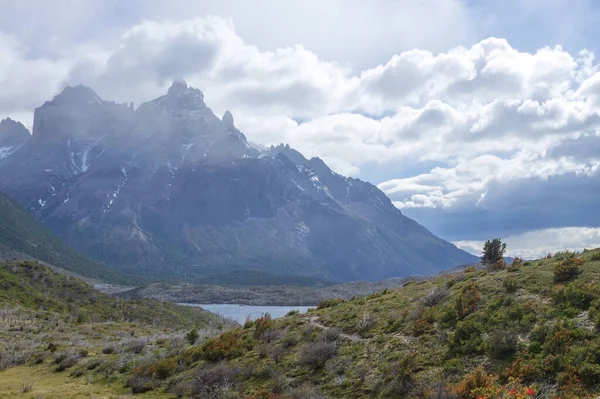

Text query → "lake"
[179,303,312,324]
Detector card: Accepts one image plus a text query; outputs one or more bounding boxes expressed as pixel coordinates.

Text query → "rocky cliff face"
[0,82,477,283]
[0,118,30,161]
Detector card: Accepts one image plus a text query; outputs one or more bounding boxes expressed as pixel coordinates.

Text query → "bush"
[201,330,250,362]
[281,332,300,348]
[56,354,81,372]
[186,328,199,345]
[590,252,600,262]
[356,313,377,335]
[299,341,337,369]
[122,338,146,354]
[128,373,157,393]
[454,281,482,320]
[192,363,238,397]
[503,276,518,293]
[484,329,518,359]
[253,314,275,340]
[451,366,497,399]
[553,281,600,310]
[443,358,464,375]
[422,286,450,307]
[449,318,485,355]
[317,298,345,310]
[320,327,341,342]
[489,259,507,272]
[554,257,584,282]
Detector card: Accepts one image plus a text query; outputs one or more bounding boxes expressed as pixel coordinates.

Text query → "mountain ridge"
[0,82,477,283]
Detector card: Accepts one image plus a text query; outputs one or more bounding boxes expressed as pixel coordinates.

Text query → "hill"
[0,261,228,398]
[0,191,144,284]
[0,82,477,283]
[4,250,600,398]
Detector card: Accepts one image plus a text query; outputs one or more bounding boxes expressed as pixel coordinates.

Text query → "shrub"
[553,281,600,310]
[422,286,450,307]
[192,363,237,397]
[150,358,176,379]
[299,341,337,369]
[122,338,146,354]
[451,366,497,399]
[320,327,341,342]
[454,281,482,320]
[464,266,477,273]
[448,318,485,355]
[253,314,275,340]
[503,276,518,293]
[127,373,157,393]
[281,332,300,348]
[56,354,81,372]
[489,259,507,272]
[590,252,600,262]
[201,330,250,362]
[317,298,345,310]
[356,313,377,335]
[289,383,327,399]
[484,329,518,359]
[443,358,464,375]
[286,309,300,317]
[554,257,584,282]
[186,328,199,345]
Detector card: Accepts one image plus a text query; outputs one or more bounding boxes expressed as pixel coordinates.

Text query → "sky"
[1,0,600,258]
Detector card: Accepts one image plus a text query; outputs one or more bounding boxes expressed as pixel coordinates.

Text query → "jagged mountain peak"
[0,83,478,283]
[0,118,30,159]
[222,110,234,128]
[0,117,30,135]
[167,79,188,95]
[51,84,105,105]
[141,80,206,113]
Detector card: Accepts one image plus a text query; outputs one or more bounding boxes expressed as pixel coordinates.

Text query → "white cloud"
[454,227,600,259]
[1,12,600,256]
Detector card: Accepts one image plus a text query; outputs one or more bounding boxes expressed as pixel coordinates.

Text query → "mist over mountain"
[0,82,477,283]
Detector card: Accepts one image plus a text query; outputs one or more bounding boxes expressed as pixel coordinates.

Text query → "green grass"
[4,250,600,398]
[0,261,221,329]
[0,192,144,284]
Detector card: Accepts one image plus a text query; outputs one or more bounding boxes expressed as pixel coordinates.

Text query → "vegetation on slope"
[4,250,600,398]
[0,192,143,284]
[0,261,229,398]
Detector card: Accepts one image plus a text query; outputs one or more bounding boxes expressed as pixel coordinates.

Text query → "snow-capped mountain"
[0,82,477,283]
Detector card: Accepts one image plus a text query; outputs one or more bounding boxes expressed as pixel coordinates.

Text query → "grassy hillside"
[0,261,229,398]
[0,192,144,284]
[4,251,600,398]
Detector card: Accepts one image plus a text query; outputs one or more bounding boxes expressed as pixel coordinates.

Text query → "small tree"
[186,328,199,345]
[482,238,506,265]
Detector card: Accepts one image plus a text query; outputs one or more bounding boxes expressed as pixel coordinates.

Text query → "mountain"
[0,191,142,284]
[0,117,30,161]
[0,82,477,283]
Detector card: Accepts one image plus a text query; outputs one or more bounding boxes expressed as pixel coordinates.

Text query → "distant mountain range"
[0,82,477,284]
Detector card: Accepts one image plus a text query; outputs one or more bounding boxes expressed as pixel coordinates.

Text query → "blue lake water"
[179,303,312,324]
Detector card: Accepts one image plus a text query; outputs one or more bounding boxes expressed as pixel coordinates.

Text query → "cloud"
[1,11,600,255]
[454,226,600,259]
